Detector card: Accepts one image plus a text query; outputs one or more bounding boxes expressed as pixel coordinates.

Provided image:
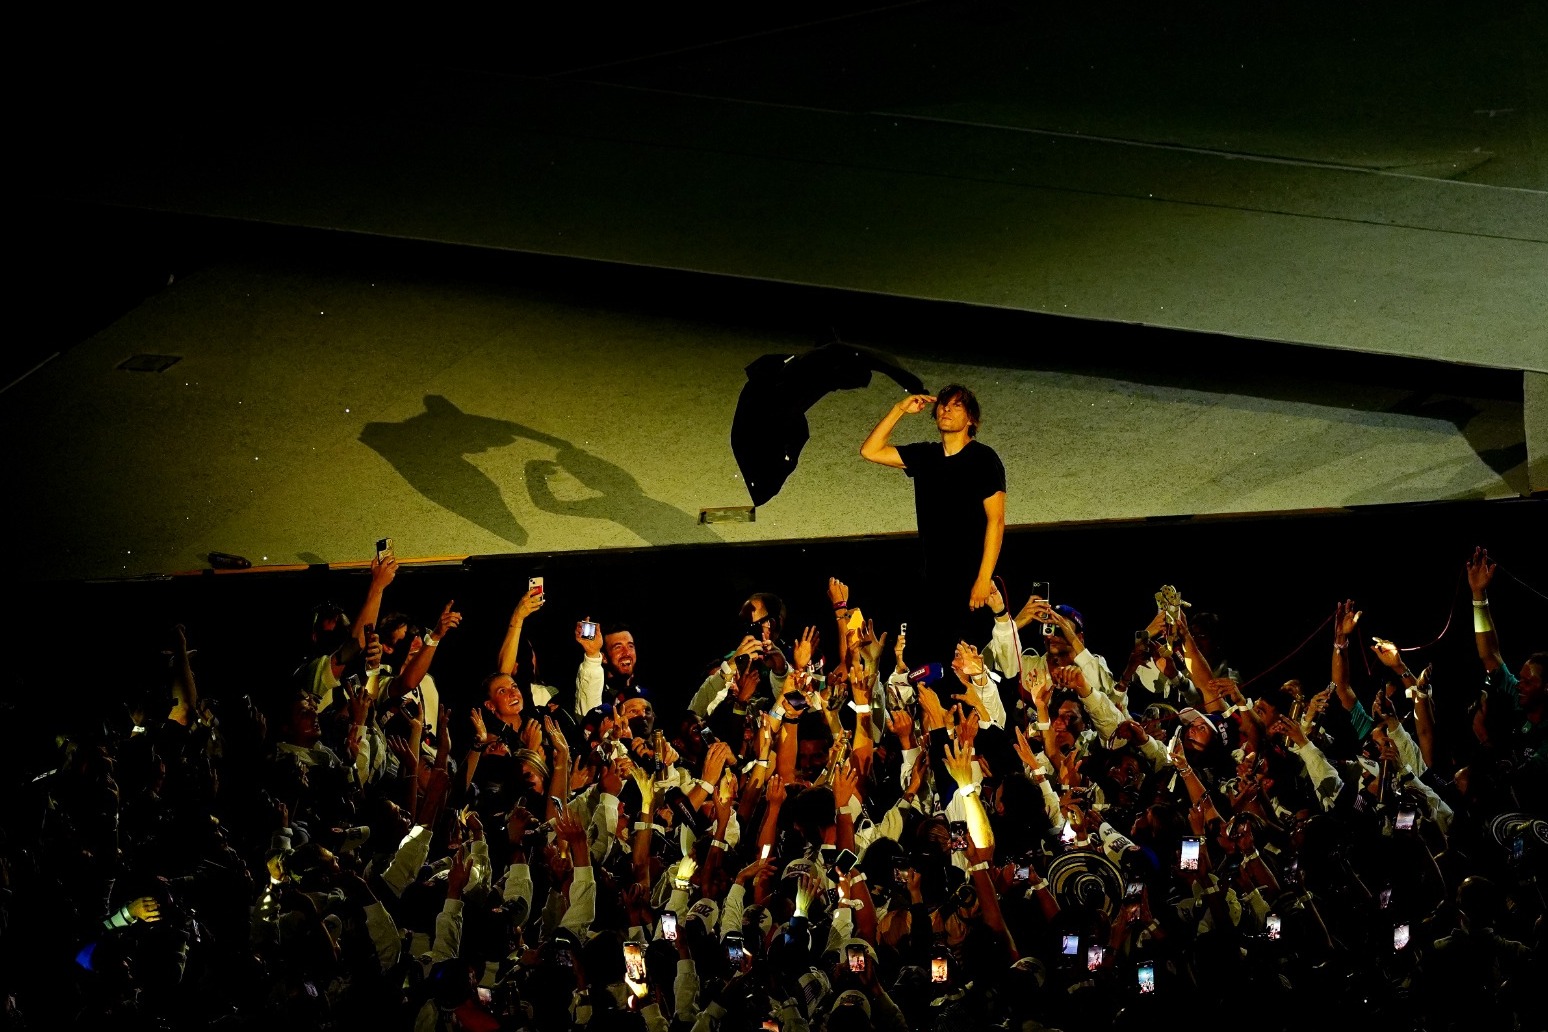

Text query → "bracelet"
[1471,597,1489,607]
[955,782,980,798]
[1332,640,1346,652]
[833,601,849,611]
[711,839,728,850]
[633,822,664,833]
[990,607,1007,619]
[850,872,866,884]
[731,706,747,716]
[850,702,873,714]
[1035,721,1051,732]
[695,779,715,793]
[754,759,770,768]
[423,633,440,648]
[674,880,690,890]
[967,861,990,873]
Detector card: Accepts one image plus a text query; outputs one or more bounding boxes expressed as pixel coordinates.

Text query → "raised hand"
[702,741,734,786]
[1370,636,1405,672]
[434,600,463,641]
[943,739,977,787]
[832,762,860,809]
[1466,546,1496,598]
[514,585,545,620]
[1021,662,1052,710]
[827,577,850,609]
[917,685,948,731]
[128,897,162,923]
[1334,599,1362,641]
[470,708,491,746]
[886,706,915,747]
[791,626,819,671]
[765,773,787,808]
[575,617,603,658]
[370,552,399,590]
[1051,664,1088,693]
[735,856,774,886]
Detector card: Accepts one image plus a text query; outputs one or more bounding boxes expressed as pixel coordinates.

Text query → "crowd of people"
[5,543,1544,1032]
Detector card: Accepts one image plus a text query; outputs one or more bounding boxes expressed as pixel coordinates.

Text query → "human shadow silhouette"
[360,395,565,547]
[525,446,722,546]
[361,395,718,548]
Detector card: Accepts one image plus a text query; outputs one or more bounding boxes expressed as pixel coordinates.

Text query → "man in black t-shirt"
[861,385,1007,658]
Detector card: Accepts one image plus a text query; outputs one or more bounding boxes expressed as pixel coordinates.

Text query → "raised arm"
[1330,599,1362,712]
[497,585,545,674]
[1467,547,1504,673]
[353,552,398,651]
[860,394,933,467]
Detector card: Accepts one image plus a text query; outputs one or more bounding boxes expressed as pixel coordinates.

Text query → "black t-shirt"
[896,439,1006,577]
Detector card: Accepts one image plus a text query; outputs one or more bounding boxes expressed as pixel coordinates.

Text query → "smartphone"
[1061,934,1080,956]
[476,986,493,1005]
[1379,887,1392,909]
[893,865,910,888]
[725,933,747,965]
[833,848,859,876]
[1393,923,1410,950]
[1031,581,1054,637]
[846,608,865,631]
[1087,945,1105,971]
[847,945,867,973]
[581,620,598,640]
[931,953,949,983]
[1060,820,1078,844]
[899,622,908,635]
[528,576,544,599]
[375,537,393,561]
[661,910,678,941]
[623,941,647,982]
[1137,962,1156,993]
[1395,808,1416,831]
[949,821,969,852]
[1124,880,1145,902]
[760,843,772,860]
[1015,862,1032,882]
[1179,838,1201,871]
[554,944,574,968]
[1266,915,1282,940]
[782,690,808,712]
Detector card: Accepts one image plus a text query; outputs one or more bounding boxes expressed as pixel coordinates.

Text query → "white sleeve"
[430,898,464,965]
[719,883,745,940]
[380,825,432,899]
[1389,722,1428,779]
[899,747,922,790]
[688,673,728,717]
[502,862,533,923]
[363,901,402,973]
[984,617,1022,678]
[1074,650,1117,694]
[1078,686,1124,740]
[1291,740,1343,810]
[674,959,700,1021]
[559,867,596,938]
[590,792,620,864]
[576,654,605,716]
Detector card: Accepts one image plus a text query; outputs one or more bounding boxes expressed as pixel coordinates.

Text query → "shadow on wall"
[360,395,719,547]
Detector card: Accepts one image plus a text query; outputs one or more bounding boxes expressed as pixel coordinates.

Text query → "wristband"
[849,872,866,884]
[754,759,770,768]
[1471,597,1489,607]
[1035,720,1051,732]
[423,633,440,648]
[1203,885,1220,896]
[849,702,873,714]
[1332,640,1346,652]
[1473,606,1494,633]
[833,601,849,611]
[1241,851,1261,864]
[711,839,728,850]
[1027,880,1048,894]
[955,782,980,798]
[695,779,715,794]
[990,607,1007,619]
[731,706,747,716]
[1073,837,1090,848]
[633,822,664,834]
[1143,919,1160,937]
[967,861,990,873]
[674,880,690,890]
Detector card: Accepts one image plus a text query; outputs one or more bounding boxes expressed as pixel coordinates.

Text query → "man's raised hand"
[895,394,935,415]
[1466,546,1496,598]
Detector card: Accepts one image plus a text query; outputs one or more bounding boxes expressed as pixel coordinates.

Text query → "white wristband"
[955,782,980,798]
[849,702,873,714]
[423,633,440,648]
[967,861,989,873]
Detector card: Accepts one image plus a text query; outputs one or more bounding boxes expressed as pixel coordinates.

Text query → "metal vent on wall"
[118,354,182,372]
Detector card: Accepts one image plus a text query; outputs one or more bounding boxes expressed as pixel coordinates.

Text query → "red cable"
[1239,612,1333,692]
